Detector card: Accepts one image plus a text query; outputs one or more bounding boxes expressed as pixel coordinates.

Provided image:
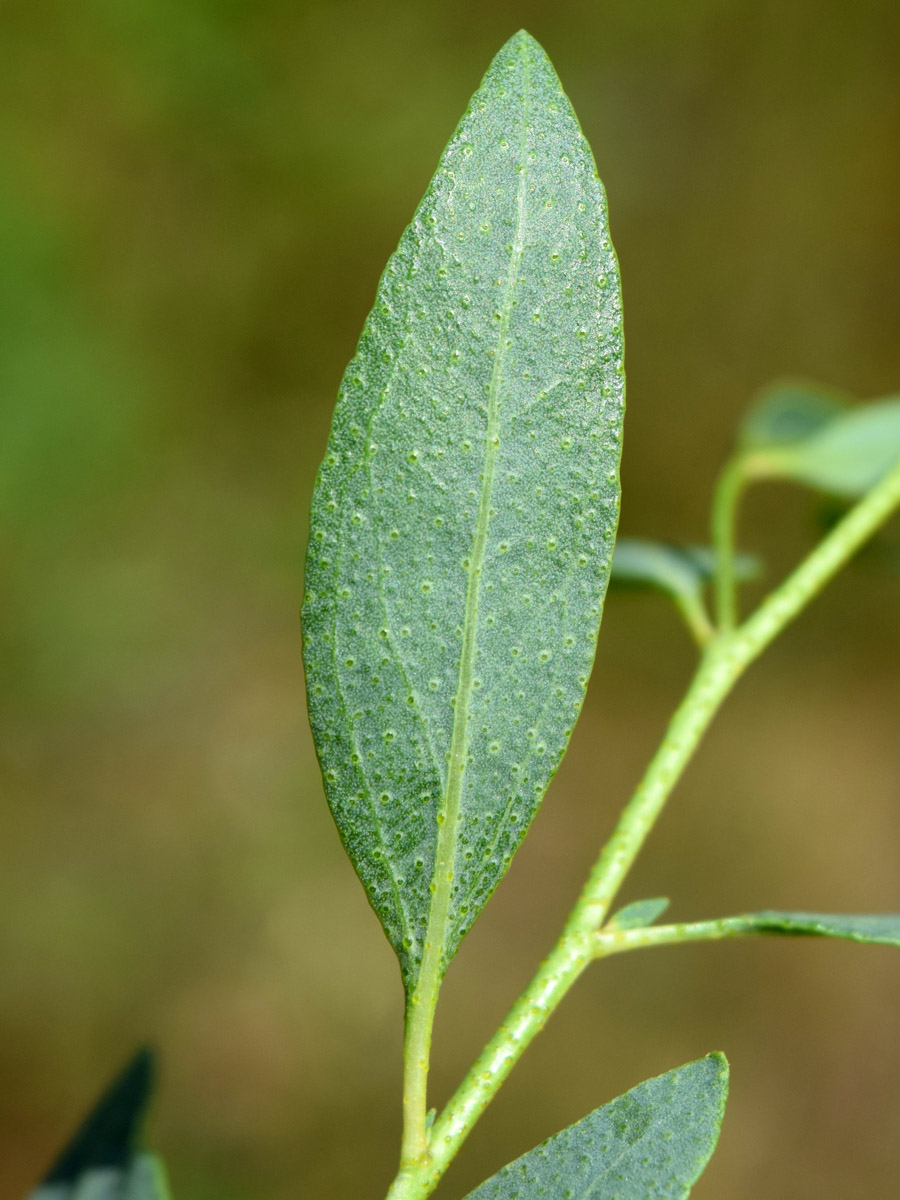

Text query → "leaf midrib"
[415,52,533,995]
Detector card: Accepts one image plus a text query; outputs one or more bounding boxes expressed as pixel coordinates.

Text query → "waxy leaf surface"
[303,32,624,990]
[463,1054,729,1200]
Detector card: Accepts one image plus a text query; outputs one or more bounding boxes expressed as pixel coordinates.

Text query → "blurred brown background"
[2,1,900,1197]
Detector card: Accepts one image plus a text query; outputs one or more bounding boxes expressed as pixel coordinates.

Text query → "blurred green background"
[2,1,899,1196]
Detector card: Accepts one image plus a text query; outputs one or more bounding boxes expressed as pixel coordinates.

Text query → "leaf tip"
[39,1046,158,1185]
[504,28,549,60]
[705,1050,731,1105]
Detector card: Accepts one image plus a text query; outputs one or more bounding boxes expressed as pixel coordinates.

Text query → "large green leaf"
[302,31,625,990]
[463,1054,729,1199]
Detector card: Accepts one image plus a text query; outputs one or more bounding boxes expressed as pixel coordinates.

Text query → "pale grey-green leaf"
[302,31,624,990]
[607,896,670,931]
[463,1054,729,1200]
[749,911,900,945]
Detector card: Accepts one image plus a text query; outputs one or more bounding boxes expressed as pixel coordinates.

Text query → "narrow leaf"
[748,911,900,945]
[463,1053,729,1200]
[611,540,758,601]
[303,31,625,990]
[606,896,670,931]
[610,540,758,644]
[611,540,705,600]
[739,378,849,451]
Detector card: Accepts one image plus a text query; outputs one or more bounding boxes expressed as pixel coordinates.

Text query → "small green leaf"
[611,540,758,600]
[612,540,705,599]
[606,896,670,931]
[303,31,625,991]
[766,400,900,496]
[463,1054,729,1199]
[739,382,900,498]
[749,911,900,945]
[610,540,758,644]
[739,378,849,451]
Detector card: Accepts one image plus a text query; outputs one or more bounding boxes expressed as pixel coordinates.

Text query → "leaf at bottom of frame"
[462,1052,729,1199]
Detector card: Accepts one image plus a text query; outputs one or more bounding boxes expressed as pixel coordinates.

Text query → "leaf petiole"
[593,911,900,958]
[672,586,716,648]
[710,455,747,632]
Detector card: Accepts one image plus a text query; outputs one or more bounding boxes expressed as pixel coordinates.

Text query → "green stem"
[398,992,433,1167]
[386,933,595,1200]
[571,452,900,935]
[384,455,900,1200]
[672,589,716,648]
[562,645,737,938]
[711,457,746,632]
[593,913,813,956]
[395,54,533,1182]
